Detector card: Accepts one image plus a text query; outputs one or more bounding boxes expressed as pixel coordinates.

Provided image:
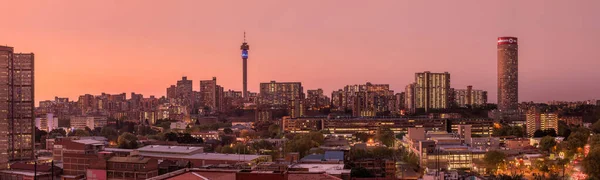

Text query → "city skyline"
[2,1,600,104]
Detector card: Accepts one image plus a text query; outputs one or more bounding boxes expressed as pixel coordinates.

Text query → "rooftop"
[140,152,269,161]
[109,156,152,164]
[72,139,105,145]
[104,148,135,152]
[289,163,349,175]
[138,145,204,154]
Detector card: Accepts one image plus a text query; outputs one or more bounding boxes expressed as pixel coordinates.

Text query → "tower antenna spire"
[243,31,246,43]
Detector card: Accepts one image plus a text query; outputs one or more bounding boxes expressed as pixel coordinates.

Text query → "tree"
[35,128,47,143]
[49,129,67,137]
[484,150,506,173]
[557,121,572,138]
[220,136,236,146]
[177,133,202,144]
[350,167,373,178]
[590,134,600,148]
[376,126,395,147]
[565,129,590,152]
[164,132,178,141]
[240,129,256,139]
[539,136,557,153]
[117,132,138,149]
[354,133,372,143]
[591,119,600,133]
[534,129,557,138]
[223,128,233,135]
[267,124,281,138]
[69,129,90,137]
[252,140,274,151]
[491,174,524,180]
[231,143,255,154]
[155,119,173,130]
[492,125,525,137]
[101,127,119,142]
[285,132,323,157]
[583,148,600,179]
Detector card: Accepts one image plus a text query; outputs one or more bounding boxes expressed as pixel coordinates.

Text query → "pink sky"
[1,0,599,104]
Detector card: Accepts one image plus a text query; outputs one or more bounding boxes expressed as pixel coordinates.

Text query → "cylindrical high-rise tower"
[497,37,518,111]
[241,33,250,101]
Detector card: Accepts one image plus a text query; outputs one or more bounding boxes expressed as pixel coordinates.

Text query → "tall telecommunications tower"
[241,32,250,101]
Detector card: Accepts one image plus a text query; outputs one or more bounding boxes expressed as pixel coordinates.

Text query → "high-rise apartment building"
[331,89,346,111]
[404,83,416,113]
[306,89,330,110]
[331,83,394,115]
[497,37,519,111]
[525,108,558,137]
[35,113,58,132]
[413,71,450,112]
[258,81,304,108]
[454,86,488,107]
[200,77,224,112]
[166,85,177,100]
[176,76,193,105]
[0,46,35,168]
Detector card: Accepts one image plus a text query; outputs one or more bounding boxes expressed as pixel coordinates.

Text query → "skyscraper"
[241,32,250,101]
[497,37,518,111]
[200,77,224,112]
[0,46,35,169]
[413,71,451,112]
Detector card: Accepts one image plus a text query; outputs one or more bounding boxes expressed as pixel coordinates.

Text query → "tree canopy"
[285,131,324,157]
[539,136,557,153]
[376,126,395,147]
[117,132,138,149]
[100,126,119,142]
[492,125,525,137]
[484,150,506,173]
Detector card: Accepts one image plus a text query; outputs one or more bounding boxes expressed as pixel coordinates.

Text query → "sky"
[1,0,599,104]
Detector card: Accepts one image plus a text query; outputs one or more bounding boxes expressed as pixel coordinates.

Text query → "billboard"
[497,37,518,45]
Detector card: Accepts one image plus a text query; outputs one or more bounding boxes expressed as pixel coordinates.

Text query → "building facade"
[200,77,224,113]
[258,81,304,108]
[414,71,451,112]
[0,46,35,168]
[453,86,488,107]
[525,108,558,137]
[306,89,330,110]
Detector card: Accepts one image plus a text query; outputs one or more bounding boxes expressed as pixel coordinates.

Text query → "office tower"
[525,108,558,137]
[497,37,518,111]
[241,32,250,101]
[258,81,304,108]
[414,71,451,112]
[0,46,35,168]
[454,85,488,107]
